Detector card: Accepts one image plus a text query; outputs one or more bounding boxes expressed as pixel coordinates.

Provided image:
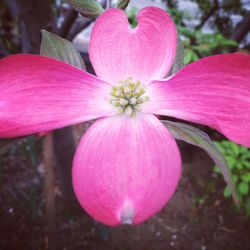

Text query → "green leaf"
[225,155,236,169]
[239,146,249,154]
[238,182,249,195]
[221,140,234,149]
[116,0,130,10]
[214,141,226,154]
[65,0,104,18]
[243,161,250,169]
[169,37,184,75]
[191,51,199,61]
[184,49,193,65]
[240,174,250,183]
[162,120,239,205]
[40,30,85,70]
[235,162,243,170]
[230,142,240,156]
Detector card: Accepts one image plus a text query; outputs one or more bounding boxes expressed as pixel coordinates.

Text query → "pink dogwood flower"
[0,7,250,226]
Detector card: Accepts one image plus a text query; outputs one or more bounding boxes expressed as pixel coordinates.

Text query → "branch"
[231,11,250,43]
[57,8,78,38]
[196,0,219,29]
[67,19,92,41]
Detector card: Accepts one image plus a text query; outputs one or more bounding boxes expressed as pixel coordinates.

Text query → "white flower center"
[110,77,149,116]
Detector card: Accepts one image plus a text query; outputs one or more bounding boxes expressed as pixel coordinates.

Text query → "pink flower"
[0,7,250,226]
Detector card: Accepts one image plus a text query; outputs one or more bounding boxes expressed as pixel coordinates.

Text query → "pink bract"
[73,114,181,225]
[0,7,249,226]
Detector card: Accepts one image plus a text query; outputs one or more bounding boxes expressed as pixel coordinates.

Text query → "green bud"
[116,0,130,10]
[65,0,104,18]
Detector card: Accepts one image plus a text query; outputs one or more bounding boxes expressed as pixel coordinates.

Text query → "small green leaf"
[184,49,193,65]
[241,173,250,183]
[230,142,240,156]
[162,120,239,205]
[214,141,226,154]
[238,182,249,195]
[191,51,199,61]
[235,162,243,170]
[116,0,130,10]
[225,155,236,169]
[239,146,249,154]
[65,0,104,18]
[243,161,250,169]
[40,30,85,70]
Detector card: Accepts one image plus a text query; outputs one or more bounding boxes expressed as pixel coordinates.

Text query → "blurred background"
[0,0,250,249]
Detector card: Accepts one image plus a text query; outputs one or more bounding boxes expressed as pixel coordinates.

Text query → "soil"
[0,136,250,250]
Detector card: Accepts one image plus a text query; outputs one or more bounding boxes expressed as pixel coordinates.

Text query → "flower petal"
[89,7,177,85]
[72,114,181,226]
[145,54,250,147]
[0,54,115,137]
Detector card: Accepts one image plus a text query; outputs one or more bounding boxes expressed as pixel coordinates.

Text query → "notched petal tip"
[89,6,177,85]
[119,200,135,225]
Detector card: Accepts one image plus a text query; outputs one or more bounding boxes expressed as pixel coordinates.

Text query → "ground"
[0,133,250,250]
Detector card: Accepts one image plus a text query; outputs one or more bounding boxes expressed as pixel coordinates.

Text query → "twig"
[154,216,182,233]
[219,226,237,233]
[231,11,250,43]
[67,19,92,41]
[57,8,78,38]
[196,0,219,29]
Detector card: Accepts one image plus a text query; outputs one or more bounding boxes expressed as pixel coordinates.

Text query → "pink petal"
[145,53,250,147]
[89,7,177,85]
[73,114,181,226]
[0,54,115,137]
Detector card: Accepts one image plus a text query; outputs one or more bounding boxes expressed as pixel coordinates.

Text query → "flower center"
[110,77,149,116]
